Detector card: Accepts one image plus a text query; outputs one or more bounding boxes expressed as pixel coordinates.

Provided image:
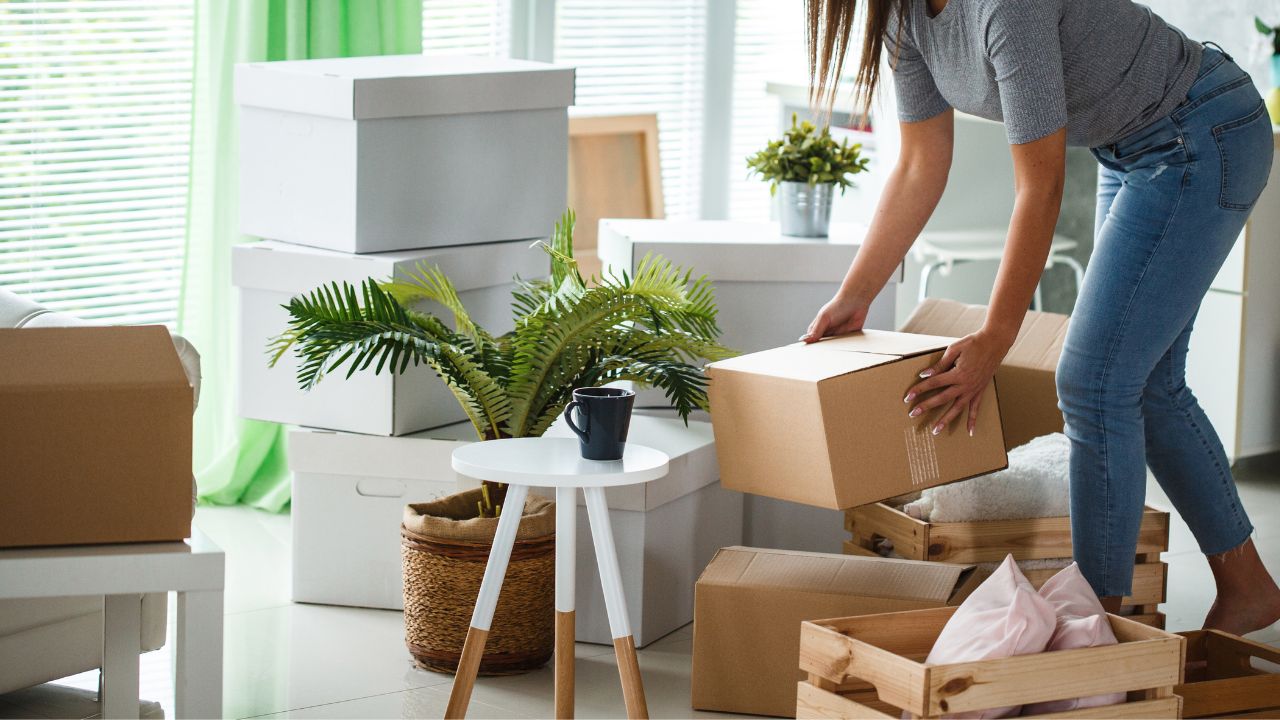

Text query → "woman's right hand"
[801,293,870,343]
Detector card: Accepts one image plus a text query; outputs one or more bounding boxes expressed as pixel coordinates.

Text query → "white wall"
[1150,0,1276,95]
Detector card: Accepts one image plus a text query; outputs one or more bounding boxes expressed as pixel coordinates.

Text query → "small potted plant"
[747,113,870,237]
[270,209,732,675]
[1256,17,1280,125]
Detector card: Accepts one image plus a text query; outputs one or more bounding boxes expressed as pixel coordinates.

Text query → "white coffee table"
[445,438,669,720]
[0,531,225,719]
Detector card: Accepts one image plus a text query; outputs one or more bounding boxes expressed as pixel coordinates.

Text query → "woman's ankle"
[1203,538,1280,634]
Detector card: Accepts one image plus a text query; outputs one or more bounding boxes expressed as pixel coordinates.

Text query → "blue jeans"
[1058,47,1273,597]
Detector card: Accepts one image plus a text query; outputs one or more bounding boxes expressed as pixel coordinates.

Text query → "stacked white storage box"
[233,55,576,607]
[598,219,900,556]
[289,411,741,644]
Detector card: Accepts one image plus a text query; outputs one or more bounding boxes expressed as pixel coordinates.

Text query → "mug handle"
[563,400,589,442]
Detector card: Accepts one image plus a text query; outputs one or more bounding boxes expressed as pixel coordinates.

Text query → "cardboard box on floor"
[900,298,1069,450]
[0,326,193,547]
[691,546,980,717]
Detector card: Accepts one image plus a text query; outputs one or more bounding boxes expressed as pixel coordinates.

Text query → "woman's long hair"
[806,0,907,116]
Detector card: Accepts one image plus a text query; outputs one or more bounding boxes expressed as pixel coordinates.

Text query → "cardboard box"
[288,422,477,609]
[237,55,574,253]
[233,238,545,436]
[691,547,979,717]
[900,298,1068,450]
[543,410,741,646]
[707,330,1008,510]
[0,326,192,547]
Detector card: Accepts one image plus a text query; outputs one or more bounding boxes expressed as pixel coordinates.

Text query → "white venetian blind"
[422,0,510,57]
[0,0,194,326]
[727,0,808,220]
[554,0,707,220]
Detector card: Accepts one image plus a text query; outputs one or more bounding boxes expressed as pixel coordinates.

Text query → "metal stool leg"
[584,487,648,719]
[555,487,577,719]
[1033,280,1044,311]
[445,483,530,720]
[1058,254,1086,301]
[918,259,941,304]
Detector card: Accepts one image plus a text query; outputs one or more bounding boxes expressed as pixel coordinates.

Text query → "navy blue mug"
[562,387,635,460]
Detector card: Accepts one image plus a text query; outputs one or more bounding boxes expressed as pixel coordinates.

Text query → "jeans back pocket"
[1214,102,1273,210]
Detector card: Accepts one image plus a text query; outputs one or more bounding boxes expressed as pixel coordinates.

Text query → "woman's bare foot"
[1203,538,1280,635]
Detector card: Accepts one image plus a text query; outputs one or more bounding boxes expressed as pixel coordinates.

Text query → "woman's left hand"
[904,329,1013,436]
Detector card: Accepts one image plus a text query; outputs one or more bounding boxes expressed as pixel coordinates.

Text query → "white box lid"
[232,239,548,295]
[288,421,478,480]
[597,219,876,284]
[236,55,575,119]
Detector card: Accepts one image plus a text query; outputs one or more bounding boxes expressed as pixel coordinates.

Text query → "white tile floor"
[2,460,1278,719]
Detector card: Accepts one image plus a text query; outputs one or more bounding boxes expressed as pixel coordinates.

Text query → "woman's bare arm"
[802,109,955,341]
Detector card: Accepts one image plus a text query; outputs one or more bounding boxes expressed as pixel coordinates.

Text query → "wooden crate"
[845,503,1170,627]
[797,606,1186,719]
[1175,630,1280,718]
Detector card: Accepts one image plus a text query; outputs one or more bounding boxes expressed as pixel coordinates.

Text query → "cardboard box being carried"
[900,298,1069,450]
[237,55,574,254]
[707,330,1008,510]
[691,547,979,718]
[0,327,192,548]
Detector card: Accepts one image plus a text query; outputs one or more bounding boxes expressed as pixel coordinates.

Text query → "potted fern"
[747,113,869,237]
[270,209,732,675]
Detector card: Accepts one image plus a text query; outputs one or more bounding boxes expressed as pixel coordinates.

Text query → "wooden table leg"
[583,487,648,719]
[446,484,529,720]
[102,593,141,720]
[555,486,577,719]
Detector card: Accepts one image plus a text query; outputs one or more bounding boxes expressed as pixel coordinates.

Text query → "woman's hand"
[801,294,870,343]
[905,328,1014,436]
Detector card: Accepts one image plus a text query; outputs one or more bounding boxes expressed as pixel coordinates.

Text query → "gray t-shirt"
[887,0,1202,147]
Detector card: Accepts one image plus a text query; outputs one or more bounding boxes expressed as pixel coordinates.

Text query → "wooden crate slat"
[847,503,1169,563]
[1179,675,1280,718]
[841,539,881,558]
[1021,696,1181,719]
[799,621,929,716]
[924,636,1185,715]
[796,682,896,720]
[1022,561,1166,606]
[1126,612,1166,629]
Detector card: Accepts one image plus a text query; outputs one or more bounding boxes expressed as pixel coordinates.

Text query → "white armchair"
[0,289,202,695]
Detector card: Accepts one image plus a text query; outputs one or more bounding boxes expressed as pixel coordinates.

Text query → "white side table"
[0,531,225,719]
[445,438,669,720]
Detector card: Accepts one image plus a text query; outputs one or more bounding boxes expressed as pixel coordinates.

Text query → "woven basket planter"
[401,487,555,676]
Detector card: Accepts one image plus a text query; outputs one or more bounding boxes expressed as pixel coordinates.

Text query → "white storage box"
[598,219,898,361]
[288,422,477,610]
[234,239,545,436]
[542,410,741,647]
[237,55,574,253]
[598,219,899,556]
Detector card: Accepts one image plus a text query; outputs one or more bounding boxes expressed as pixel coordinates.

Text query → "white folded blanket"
[900,433,1072,522]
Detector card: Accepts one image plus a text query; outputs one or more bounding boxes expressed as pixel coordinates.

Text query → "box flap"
[236,55,575,120]
[0,326,186,390]
[707,344,897,382]
[232,239,547,295]
[697,546,972,603]
[900,299,1068,372]
[811,329,954,358]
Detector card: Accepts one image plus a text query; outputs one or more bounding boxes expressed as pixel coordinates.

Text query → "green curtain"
[179,0,422,512]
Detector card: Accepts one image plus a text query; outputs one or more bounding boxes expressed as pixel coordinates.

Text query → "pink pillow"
[924,555,1057,719]
[1023,563,1126,715]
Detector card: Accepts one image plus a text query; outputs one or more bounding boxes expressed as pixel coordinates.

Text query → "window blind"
[554,0,707,220]
[0,0,194,327]
[727,0,808,220]
[422,0,510,57]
